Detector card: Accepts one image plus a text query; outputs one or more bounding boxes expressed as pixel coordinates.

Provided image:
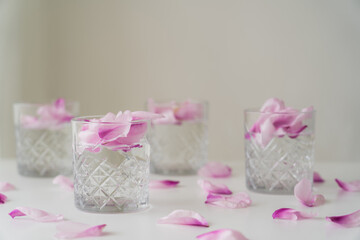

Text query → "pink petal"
[0,182,15,192]
[55,221,106,239]
[335,178,360,192]
[131,111,163,121]
[174,100,203,121]
[53,175,74,191]
[198,179,232,195]
[260,98,286,112]
[9,207,63,222]
[294,179,325,207]
[205,193,251,208]
[158,210,209,227]
[0,193,7,204]
[197,229,248,240]
[326,209,360,228]
[272,208,317,220]
[149,180,180,189]
[313,171,325,183]
[198,162,232,178]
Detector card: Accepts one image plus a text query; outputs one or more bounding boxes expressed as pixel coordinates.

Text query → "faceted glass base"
[74,144,150,213]
[16,126,72,178]
[245,135,314,195]
[149,122,208,175]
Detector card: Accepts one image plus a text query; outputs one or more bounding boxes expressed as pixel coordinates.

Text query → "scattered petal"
[205,193,251,209]
[55,221,107,239]
[326,209,360,228]
[158,210,209,227]
[0,182,15,192]
[272,208,317,220]
[313,171,325,183]
[9,207,63,222]
[198,162,232,178]
[149,180,179,189]
[53,175,74,191]
[197,229,248,240]
[198,179,232,195]
[294,179,325,207]
[335,179,360,192]
[0,193,7,204]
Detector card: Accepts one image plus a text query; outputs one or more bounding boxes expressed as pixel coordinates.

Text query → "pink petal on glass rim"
[174,100,203,121]
[260,98,285,112]
[272,208,317,220]
[294,179,325,207]
[0,182,15,192]
[335,179,360,192]
[149,180,180,189]
[158,210,209,227]
[9,207,64,222]
[197,229,248,240]
[313,171,325,183]
[131,111,163,121]
[198,179,232,195]
[55,221,106,239]
[198,162,232,178]
[0,193,7,204]
[326,209,360,228]
[205,193,251,209]
[53,175,74,191]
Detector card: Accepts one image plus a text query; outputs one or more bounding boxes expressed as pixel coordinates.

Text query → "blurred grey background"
[1,0,359,162]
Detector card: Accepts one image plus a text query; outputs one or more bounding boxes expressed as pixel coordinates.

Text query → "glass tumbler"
[244,109,315,194]
[13,100,79,177]
[147,99,208,175]
[72,116,151,213]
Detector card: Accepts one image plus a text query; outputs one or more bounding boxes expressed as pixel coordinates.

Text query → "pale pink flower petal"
[294,179,325,207]
[149,180,180,189]
[0,182,15,192]
[198,179,232,195]
[326,209,360,228]
[197,229,248,240]
[131,111,162,121]
[198,162,232,178]
[260,98,285,112]
[53,175,74,191]
[272,208,317,220]
[205,193,251,208]
[174,100,203,121]
[0,193,7,204]
[55,221,106,239]
[335,179,360,192]
[9,207,63,222]
[313,171,325,183]
[158,210,209,227]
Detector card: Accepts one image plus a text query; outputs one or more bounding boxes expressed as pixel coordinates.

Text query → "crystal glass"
[244,109,315,194]
[13,101,79,177]
[72,116,150,213]
[147,99,208,175]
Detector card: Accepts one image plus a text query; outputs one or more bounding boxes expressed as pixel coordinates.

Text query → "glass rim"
[244,108,316,114]
[147,98,208,105]
[72,115,150,125]
[13,101,79,108]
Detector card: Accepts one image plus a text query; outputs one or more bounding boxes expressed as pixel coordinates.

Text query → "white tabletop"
[0,159,359,240]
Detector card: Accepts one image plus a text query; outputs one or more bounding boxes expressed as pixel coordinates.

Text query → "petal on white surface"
[294,179,325,207]
[197,229,248,240]
[149,180,180,189]
[198,162,232,178]
[0,182,15,192]
[9,207,63,222]
[0,193,7,204]
[53,175,74,191]
[158,210,209,227]
[205,193,251,208]
[272,208,317,220]
[313,171,325,183]
[55,221,107,239]
[326,209,360,228]
[198,179,232,195]
[335,178,360,192]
